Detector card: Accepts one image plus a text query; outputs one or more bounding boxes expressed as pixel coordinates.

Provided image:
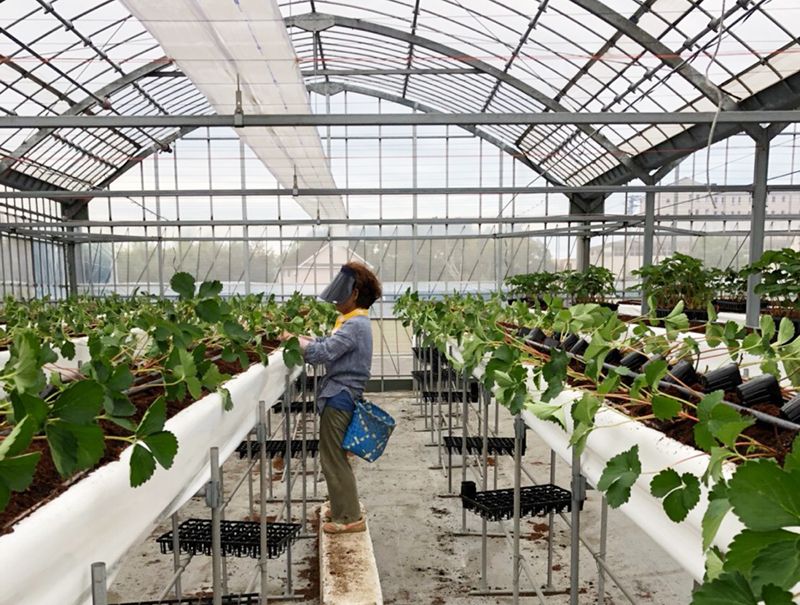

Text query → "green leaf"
[198,280,223,299]
[706,547,725,582]
[526,401,566,428]
[690,572,757,605]
[645,358,669,386]
[728,460,800,531]
[202,364,229,391]
[760,315,775,342]
[652,393,683,420]
[223,320,251,342]
[143,431,178,469]
[45,420,79,476]
[760,585,794,605]
[130,443,156,487]
[751,538,800,593]
[195,299,222,323]
[186,376,203,400]
[597,373,620,396]
[650,469,701,522]
[106,365,133,392]
[52,380,104,424]
[170,272,196,300]
[219,387,233,412]
[777,317,795,345]
[7,331,45,394]
[597,445,641,508]
[282,338,304,368]
[137,396,166,437]
[725,529,799,580]
[59,339,76,360]
[0,415,36,459]
[541,348,569,402]
[0,451,41,492]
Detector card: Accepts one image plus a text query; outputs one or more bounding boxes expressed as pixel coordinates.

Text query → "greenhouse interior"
[2,0,800,604]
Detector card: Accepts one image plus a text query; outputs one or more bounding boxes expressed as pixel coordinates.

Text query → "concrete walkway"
[109,392,693,604]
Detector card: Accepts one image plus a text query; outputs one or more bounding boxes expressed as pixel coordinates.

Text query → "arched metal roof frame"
[286,12,651,184]
[306,79,554,183]
[2,0,800,199]
[0,0,212,196]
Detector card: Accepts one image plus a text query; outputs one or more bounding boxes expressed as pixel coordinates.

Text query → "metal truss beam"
[307,81,554,182]
[0,183,773,200]
[572,0,746,116]
[0,59,175,176]
[302,68,480,77]
[286,12,649,181]
[587,71,800,188]
[3,110,799,130]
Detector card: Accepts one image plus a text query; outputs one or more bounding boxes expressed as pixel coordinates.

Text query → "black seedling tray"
[412,370,427,381]
[157,519,300,559]
[443,435,525,457]
[460,481,574,521]
[294,374,321,392]
[235,439,319,459]
[422,388,479,403]
[119,593,261,605]
[270,400,317,414]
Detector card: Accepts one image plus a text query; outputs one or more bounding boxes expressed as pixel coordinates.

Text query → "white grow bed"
[0,348,298,605]
[460,341,743,583]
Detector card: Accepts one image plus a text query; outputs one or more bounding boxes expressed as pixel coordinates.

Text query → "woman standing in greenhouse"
[284,262,382,534]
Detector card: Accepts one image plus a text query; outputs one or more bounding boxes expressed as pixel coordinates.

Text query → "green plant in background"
[708,267,748,303]
[503,271,563,301]
[744,248,800,316]
[561,266,616,304]
[633,252,714,311]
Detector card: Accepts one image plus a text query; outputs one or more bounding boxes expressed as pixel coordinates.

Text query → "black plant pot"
[736,374,782,408]
[664,359,700,386]
[561,334,580,351]
[597,301,620,312]
[782,394,800,423]
[543,337,561,350]
[620,351,649,373]
[702,364,743,393]
[605,348,623,367]
[516,327,530,338]
[526,327,546,344]
[569,338,590,356]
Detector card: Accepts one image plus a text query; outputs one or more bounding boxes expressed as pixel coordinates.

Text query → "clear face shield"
[319,266,357,304]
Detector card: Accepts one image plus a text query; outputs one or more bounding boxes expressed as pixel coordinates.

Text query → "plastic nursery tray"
[460,481,574,522]
[119,593,262,605]
[157,519,301,559]
[270,399,317,414]
[235,439,319,459]
[443,436,525,457]
[422,390,479,403]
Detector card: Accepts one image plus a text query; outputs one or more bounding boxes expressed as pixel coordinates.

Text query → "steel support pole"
[546,450,556,591]
[258,401,269,605]
[747,130,770,328]
[512,415,524,605]
[480,387,490,592]
[597,497,609,605]
[91,562,108,605]
[171,513,182,600]
[461,369,469,532]
[642,188,656,315]
[570,446,584,605]
[283,375,294,597]
[208,447,222,605]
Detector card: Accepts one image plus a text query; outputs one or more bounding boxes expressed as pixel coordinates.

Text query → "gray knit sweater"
[303,315,372,410]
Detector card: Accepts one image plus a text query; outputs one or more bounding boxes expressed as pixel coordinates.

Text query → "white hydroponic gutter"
[457,340,744,584]
[0,349,299,605]
[120,0,345,220]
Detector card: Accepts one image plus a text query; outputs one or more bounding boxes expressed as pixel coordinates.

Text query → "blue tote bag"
[342,399,396,462]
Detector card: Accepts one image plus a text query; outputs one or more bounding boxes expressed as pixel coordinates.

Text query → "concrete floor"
[110,392,693,604]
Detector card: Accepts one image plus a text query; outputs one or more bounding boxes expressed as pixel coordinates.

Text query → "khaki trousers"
[319,406,361,523]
